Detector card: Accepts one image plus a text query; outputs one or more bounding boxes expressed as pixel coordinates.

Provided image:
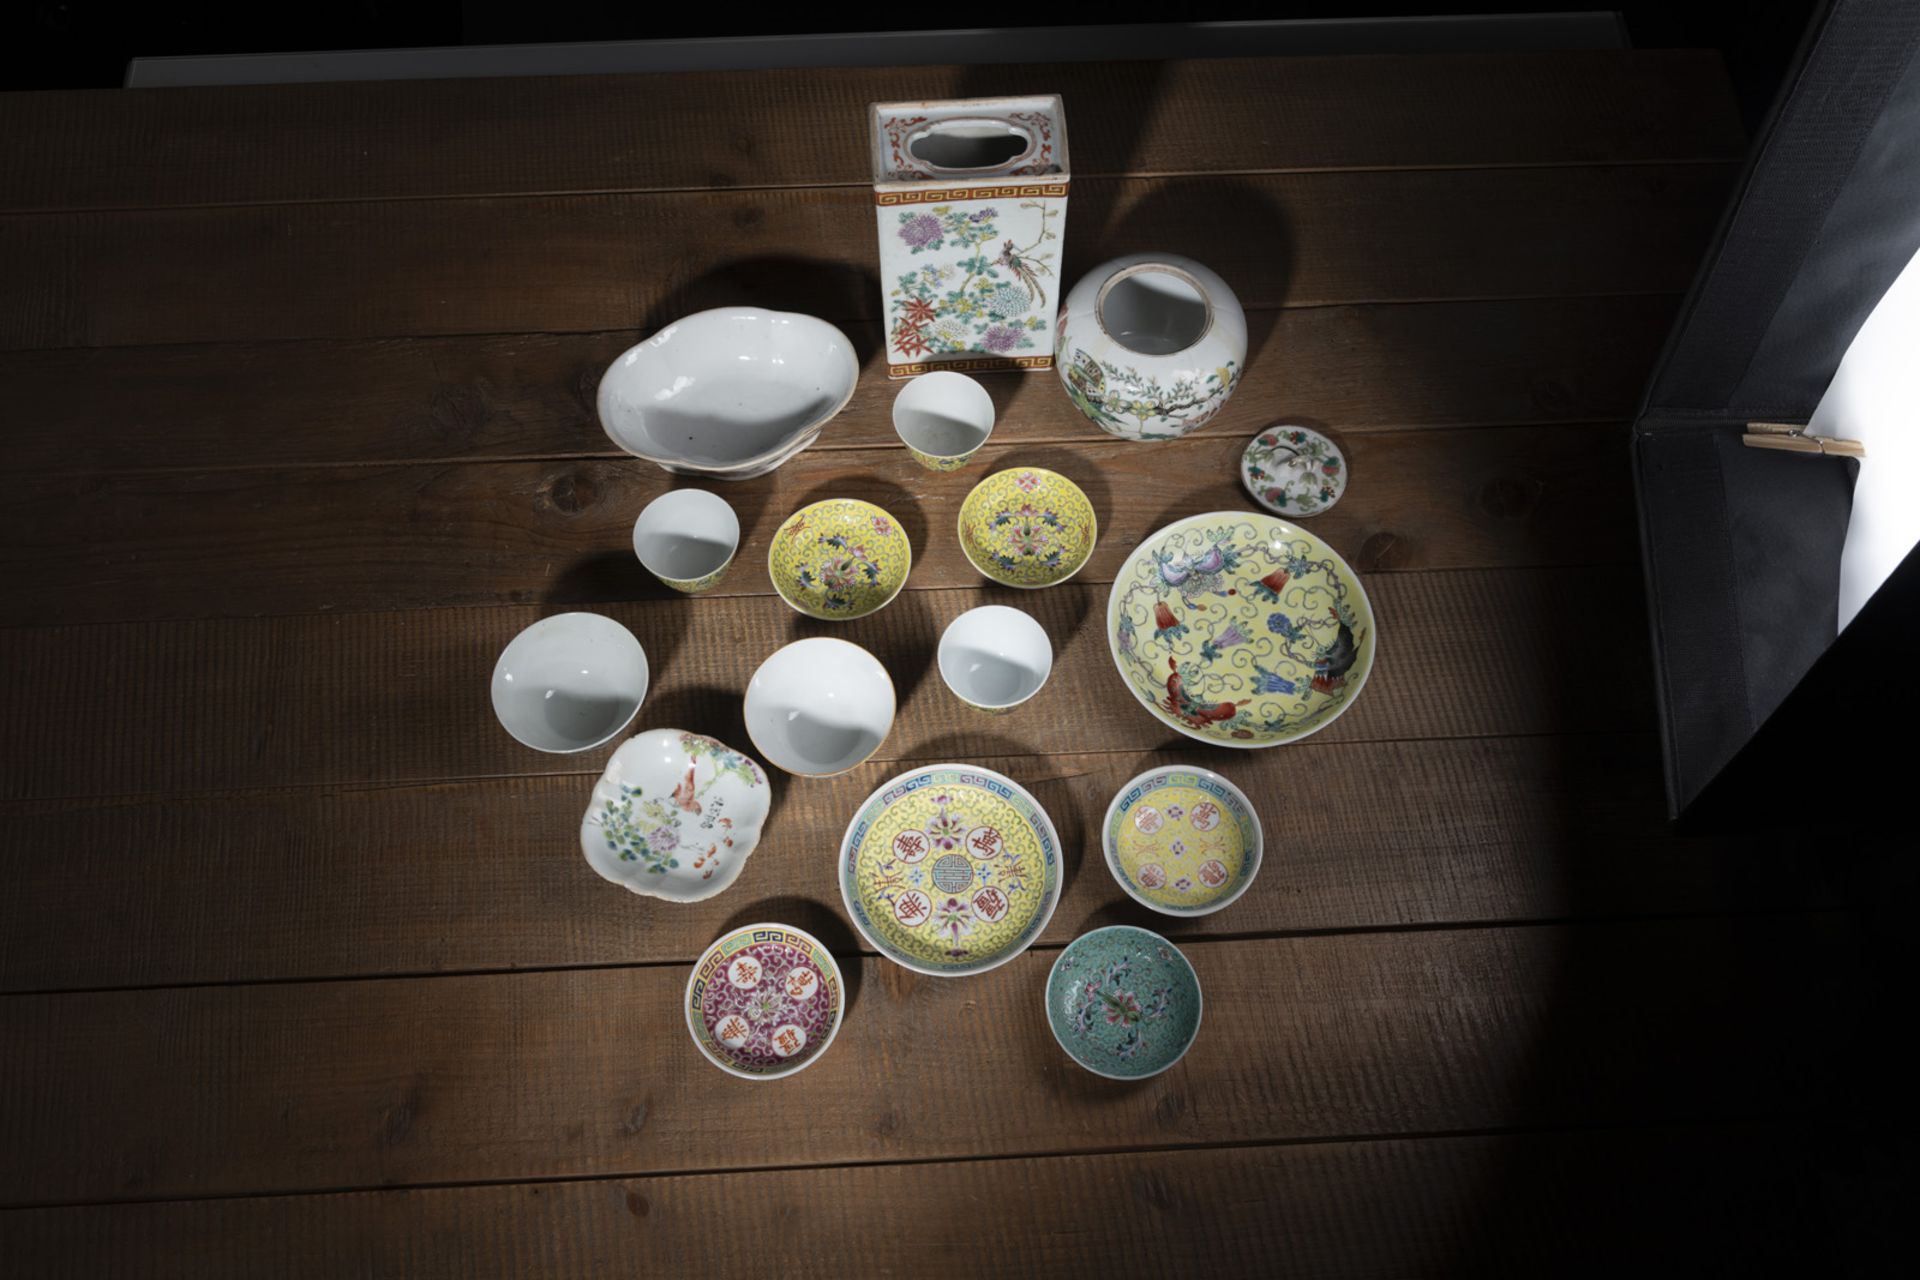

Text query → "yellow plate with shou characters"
[839,764,1063,977]
[768,498,912,620]
[1104,766,1262,915]
[1107,511,1376,747]
[957,467,1098,589]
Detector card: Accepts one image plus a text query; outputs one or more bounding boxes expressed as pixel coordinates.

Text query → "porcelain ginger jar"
[1056,253,1247,441]
[579,729,771,903]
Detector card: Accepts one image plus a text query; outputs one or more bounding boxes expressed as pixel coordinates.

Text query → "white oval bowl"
[744,638,896,777]
[598,308,859,479]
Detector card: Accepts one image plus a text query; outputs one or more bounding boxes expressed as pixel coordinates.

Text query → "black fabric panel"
[1633,421,1856,815]
[1735,22,1920,412]
[1685,537,1919,832]
[1644,0,1920,421]
[1634,424,1751,810]
[1713,429,1857,730]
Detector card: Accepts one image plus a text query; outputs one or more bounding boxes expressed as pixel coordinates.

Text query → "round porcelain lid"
[1240,424,1349,517]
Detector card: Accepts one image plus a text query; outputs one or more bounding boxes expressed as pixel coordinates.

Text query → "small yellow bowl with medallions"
[957,467,1098,589]
[1103,765,1263,916]
[769,498,913,620]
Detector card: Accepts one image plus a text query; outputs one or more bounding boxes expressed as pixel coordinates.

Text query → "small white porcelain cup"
[892,371,996,471]
[632,489,741,593]
[490,612,650,753]
[937,605,1053,713]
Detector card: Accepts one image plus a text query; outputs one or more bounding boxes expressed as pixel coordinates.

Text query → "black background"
[8,1,1816,127]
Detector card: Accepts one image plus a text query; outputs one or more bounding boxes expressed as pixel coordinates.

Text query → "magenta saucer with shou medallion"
[685,923,844,1080]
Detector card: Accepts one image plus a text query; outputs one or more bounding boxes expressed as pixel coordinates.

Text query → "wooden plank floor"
[0,51,1854,1274]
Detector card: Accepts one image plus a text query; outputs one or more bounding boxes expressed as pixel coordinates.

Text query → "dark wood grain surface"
[0,51,1847,1275]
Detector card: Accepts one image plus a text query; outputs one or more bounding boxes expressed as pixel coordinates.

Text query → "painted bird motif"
[671,764,702,814]
[995,239,1052,307]
[1063,352,1124,429]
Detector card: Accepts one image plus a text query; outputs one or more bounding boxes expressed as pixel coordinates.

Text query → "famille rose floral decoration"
[579,730,771,904]
[1056,254,1248,442]
[839,765,1062,977]
[871,96,1070,378]
[686,924,844,1079]
[768,498,912,621]
[888,203,1058,363]
[1046,926,1202,1079]
[957,467,1098,588]
[1240,424,1349,517]
[1107,512,1377,748]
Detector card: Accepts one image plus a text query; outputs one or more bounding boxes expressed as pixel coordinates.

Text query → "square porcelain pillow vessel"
[870,95,1070,379]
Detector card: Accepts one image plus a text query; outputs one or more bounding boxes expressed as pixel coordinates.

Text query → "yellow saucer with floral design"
[769,499,912,620]
[958,468,1098,589]
[1104,766,1262,915]
[839,764,1063,976]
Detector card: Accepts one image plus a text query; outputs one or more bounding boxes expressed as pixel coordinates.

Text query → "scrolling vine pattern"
[1112,517,1371,744]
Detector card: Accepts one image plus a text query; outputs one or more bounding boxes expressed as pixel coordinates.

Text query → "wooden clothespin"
[1742,421,1867,458]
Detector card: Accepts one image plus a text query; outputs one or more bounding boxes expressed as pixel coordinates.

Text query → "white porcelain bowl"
[632,488,740,592]
[744,638,896,777]
[892,370,995,469]
[490,613,649,753]
[598,308,860,479]
[937,605,1053,711]
[579,729,771,902]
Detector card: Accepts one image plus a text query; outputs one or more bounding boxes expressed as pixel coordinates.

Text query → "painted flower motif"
[871,515,892,536]
[1165,804,1184,821]
[901,298,939,326]
[821,556,861,592]
[898,214,942,248]
[747,986,786,1022]
[1171,876,1194,893]
[1006,517,1050,556]
[932,895,975,955]
[1168,839,1186,857]
[982,324,1022,353]
[967,207,999,222]
[931,318,968,348]
[925,800,967,850]
[647,824,680,854]
[1103,990,1142,1025]
[893,325,930,357]
[1267,612,1302,641]
[986,283,1032,318]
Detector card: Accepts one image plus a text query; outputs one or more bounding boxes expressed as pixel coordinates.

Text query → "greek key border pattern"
[887,354,1054,379]
[875,181,1070,206]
